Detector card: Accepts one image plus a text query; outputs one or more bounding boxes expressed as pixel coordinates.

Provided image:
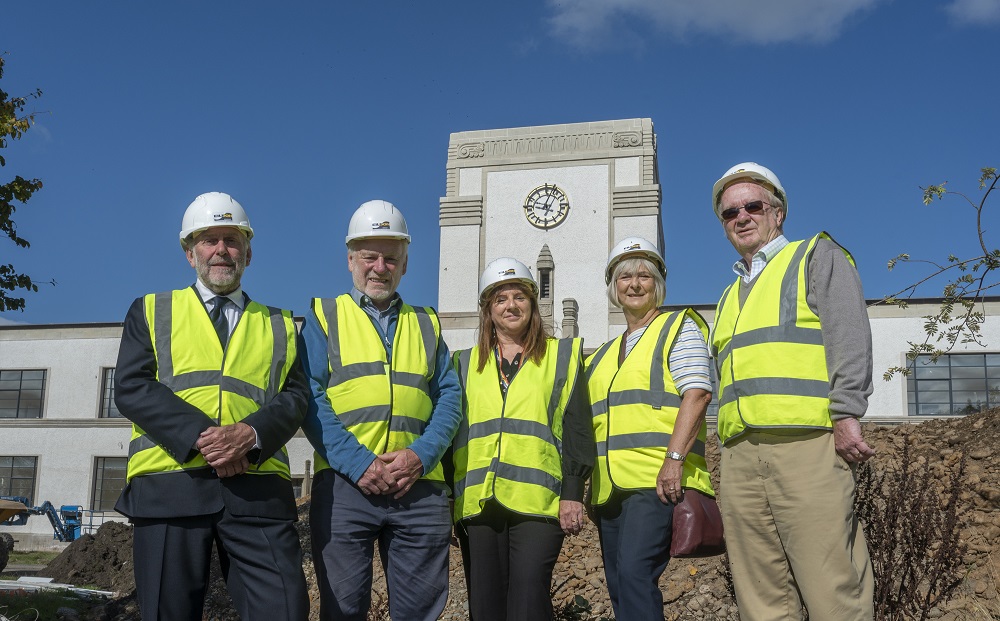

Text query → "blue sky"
[2,0,998,325]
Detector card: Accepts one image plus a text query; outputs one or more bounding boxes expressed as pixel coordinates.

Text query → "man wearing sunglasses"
[709,163,875,621]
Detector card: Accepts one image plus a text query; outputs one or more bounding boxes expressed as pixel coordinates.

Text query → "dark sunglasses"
[721,200,768,221]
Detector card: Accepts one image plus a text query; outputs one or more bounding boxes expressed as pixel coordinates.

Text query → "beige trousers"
[720,430,874,621]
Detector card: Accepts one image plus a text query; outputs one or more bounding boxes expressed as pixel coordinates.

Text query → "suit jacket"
[113,288,309,521]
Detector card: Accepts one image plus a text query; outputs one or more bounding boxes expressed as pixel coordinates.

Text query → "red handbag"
[670,488,726,558]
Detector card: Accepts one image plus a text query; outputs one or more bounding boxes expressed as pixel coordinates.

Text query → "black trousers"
[132,508,308,621]
[457,502,565,621]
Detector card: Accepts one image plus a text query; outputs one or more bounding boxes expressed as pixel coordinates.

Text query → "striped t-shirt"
[624,317,712,395]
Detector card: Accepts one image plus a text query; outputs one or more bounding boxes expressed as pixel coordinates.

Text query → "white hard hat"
[179,192,254,248]
[346,199,411,245]
[605,236,666,284]
[479,257,538,304]
[712,162,787,219]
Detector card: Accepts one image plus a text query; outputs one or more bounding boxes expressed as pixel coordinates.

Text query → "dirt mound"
[39,409,1000,620]
[40,520,134,594]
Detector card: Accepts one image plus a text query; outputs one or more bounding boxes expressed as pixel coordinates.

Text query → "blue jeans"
[595,488,675,620]
[310,470,452,621]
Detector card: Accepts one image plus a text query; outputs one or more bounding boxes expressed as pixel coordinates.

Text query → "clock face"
[523,184,570,229]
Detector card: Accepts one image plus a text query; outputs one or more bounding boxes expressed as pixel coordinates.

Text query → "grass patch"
[0,588,107,620]
[7,550,59,566]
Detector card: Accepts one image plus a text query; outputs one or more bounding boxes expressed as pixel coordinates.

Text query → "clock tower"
[437,118,662,351]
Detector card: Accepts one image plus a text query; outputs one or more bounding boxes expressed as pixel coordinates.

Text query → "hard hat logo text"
[213,213,234,222]
[372,221,391,230]
[499,268,516,276]
[625,243,641,251]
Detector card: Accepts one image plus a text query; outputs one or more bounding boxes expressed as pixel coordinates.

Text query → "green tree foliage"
[880,167,999,379]
[0,53,44,312]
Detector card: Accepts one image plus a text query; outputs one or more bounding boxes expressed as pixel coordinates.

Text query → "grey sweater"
[737,237,873,420]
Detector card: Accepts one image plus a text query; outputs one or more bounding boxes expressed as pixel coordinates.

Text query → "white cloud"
[32,122,53,143]
[945,0,1000,26]
[547,0,884,48]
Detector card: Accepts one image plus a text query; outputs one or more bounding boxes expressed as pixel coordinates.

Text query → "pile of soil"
[41,520,133,595]
[38,409,1000,620]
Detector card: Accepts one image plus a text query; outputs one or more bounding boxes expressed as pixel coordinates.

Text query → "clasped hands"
[357,449,424,499]
[195,422,256,478]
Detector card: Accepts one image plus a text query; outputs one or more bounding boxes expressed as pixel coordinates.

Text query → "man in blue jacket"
[301,199,462,621]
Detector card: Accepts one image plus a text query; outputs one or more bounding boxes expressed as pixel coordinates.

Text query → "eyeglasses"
[720,200,768,221]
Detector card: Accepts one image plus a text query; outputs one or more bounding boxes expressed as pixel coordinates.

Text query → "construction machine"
[0,496,83,572]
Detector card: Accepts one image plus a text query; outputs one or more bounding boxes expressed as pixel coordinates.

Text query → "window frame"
[0,455,39,502]
[91,456,127,512]
[0,368,47,419]
[907,353,1000,416]
[98,367,122,418]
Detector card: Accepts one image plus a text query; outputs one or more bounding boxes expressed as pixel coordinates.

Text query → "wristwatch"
[666,451,685,462]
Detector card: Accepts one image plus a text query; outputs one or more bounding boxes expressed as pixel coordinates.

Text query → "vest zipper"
[382,326,394,455]
[603,318,660,493]
[490,354,514,501]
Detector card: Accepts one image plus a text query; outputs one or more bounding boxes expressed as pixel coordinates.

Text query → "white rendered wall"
[459,167,483,195]
[614,156,641,187]
[1,334,121,420]
[286,437,316,482]
[867,311,1000,419]
[0,328,129,548]
[437,225,481,314]
[442,328,478,353]
[437,166,484,318]
[1,425,131,548]
[483,165,610,348]
[613,215,661,249]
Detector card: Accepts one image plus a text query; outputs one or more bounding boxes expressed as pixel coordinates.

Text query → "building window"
[0,456,38,501]
[907,353,1000,416]
[99,368,122,418]
[92,457,127,511]
[0,369,46,419]
[539,270,551,300]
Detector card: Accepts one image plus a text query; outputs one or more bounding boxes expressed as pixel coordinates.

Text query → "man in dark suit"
[114,192,309,621]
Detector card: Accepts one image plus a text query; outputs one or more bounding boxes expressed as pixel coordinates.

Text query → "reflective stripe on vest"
[127,287,295,481]
[711,233,855,445]
[585,309,715,505]
[312,295,444,481]
[452,338,581,521]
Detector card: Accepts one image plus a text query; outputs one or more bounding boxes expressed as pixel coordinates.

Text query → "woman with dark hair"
[585,237,716,620]
[451,257,594,621]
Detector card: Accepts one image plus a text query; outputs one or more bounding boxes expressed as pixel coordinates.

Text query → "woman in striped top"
[583,237,715,620]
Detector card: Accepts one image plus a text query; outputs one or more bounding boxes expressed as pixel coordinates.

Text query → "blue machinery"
[0,496,84,543]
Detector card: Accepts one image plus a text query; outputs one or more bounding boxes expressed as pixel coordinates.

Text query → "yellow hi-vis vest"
[711,233,855,445]
[127,287,296,482]
[451,338,582,522]
[585,309,714,506]
[312,295,444,481]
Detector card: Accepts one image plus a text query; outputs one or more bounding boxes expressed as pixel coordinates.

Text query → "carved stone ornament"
[457,142,486,159]
[613,131,642,148]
